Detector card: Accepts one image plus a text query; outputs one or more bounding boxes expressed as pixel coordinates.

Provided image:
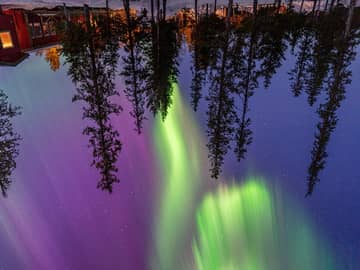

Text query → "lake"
[0,8,359,270]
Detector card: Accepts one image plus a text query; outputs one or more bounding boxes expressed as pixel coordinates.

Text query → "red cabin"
[0,4,109,66]
[0,8,28,66]
[0,5,61,66]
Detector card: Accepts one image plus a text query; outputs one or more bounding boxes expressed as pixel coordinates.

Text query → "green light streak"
[152,83,202,270]
[151,83,340,270]
[192,179,338,270]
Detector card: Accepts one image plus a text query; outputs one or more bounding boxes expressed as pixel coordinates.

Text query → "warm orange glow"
[45,47,61,71]
[0,31,14,49]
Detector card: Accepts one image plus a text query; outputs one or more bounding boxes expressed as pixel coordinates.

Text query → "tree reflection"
[206,2,238,178]
[121,2,149,134]
[0,90,21,197]
[305,15,336,106]
[144,19,180,119]
[60,11,122,193]
[289,21,314,97]
[52,6,359,194]
[306,8,359,196]
[233,18,259,162]
[258,14,287,89]
[190,14,225,112]
[188,8,359,189]
[35,46,62,72]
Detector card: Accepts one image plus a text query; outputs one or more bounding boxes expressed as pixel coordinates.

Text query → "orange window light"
[0,31,14,49]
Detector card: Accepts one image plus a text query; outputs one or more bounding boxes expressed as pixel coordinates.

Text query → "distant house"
[0,7,28,66]
[0,4,108,66]
[0,6,60,66]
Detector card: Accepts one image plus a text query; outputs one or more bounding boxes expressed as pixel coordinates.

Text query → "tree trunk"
[106,0,109,18]
[151,0,154,22]
[195,0,198,23]
[328,0,336,12]
[312,0,317,13]
[214,0,217,14]
[300,0,305,12]
[63,3,69,29]
[345,0,355,37]
[226,0,233,23]
[253,0,258,15]
[163,0,167,20]
[324,0,329,12]
[84,4,90,31]
[156,0,160,22]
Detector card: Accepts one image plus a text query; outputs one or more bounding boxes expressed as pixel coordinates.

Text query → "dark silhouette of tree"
[189,15,224,111]
[144,19,180,119]
[305,15,338,106]
[288,22,314,97]
[156,0,161,22]
[162,0,167,20]
[121,1,149,133]
[60,10,122,193]
[195,0,198,23]
[192,14,225,72]
[258,14,288,89]
[287,13,307,54]
[253,0,258,16]
[206,0,237,178]
[0,90,21,197]
[190,25,206,111]
[328,0,336,12]
[150,0,155,22]
[300,0,305,13]
[233,17,260,161]
[306,7,358,196]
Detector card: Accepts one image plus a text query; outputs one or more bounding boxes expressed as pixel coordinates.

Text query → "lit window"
[0,31,14,49]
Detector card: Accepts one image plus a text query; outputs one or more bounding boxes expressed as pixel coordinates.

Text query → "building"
[0,5,108,66]
[0,6,28,66]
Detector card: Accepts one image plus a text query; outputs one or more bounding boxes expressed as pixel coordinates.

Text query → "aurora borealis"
[192,180,338,270]
[152,83,203,270]
[1,45,360,269]
[151,85,341,270]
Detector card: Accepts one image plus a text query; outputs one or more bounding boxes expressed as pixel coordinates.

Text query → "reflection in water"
[60,11,122,192]
[1,4,360,269]
[53,5,359,194]
[152,83,202,270]
[0,90,21,197]
[206,5,237,179]
[307,4,359,195]
[289,23,314,98]
[185,9,358,194]
[193,180,338,270]
[144,19,180,119]
[36,46,62,72]
[152,83,341,270]
[121,3,149,134]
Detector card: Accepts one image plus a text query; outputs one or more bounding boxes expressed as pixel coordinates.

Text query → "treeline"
[55,4,359,194]
[188,8,359,195]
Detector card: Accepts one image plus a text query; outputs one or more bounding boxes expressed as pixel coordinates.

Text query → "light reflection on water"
[0,9,360,269]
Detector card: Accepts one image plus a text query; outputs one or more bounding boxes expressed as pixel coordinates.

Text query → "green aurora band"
[193,180,338,270]
[152,84,340,270]
[152,83,203,270]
